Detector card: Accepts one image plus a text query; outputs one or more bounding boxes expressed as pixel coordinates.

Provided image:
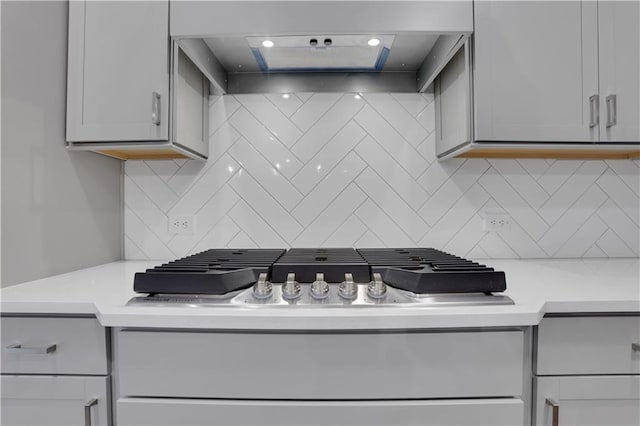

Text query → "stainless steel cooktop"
[128,248,513,308]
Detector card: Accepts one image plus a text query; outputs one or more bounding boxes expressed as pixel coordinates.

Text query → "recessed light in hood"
[261,40,275,48]
[246,35,394,73]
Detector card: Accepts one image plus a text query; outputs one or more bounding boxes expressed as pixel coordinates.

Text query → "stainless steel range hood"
[243,34,397,72]
[170,1,473,94]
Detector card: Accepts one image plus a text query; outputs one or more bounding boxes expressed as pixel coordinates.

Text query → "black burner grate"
[134,248,507,295]
[133,249,285,295]
[271,248,370,283]
[357,248,506,294]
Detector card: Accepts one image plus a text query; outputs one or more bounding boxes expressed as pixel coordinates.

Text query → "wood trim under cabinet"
[96,149,190,160]
[457,147,640,159]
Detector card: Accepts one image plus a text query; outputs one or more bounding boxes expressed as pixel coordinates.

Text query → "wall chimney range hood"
[170,1,473,94]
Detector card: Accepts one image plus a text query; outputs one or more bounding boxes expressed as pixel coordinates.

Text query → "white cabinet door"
[534,376,640,426]
[473,1,599,142]
[598,0,640,142]
[67,0,169,142]
[1,376,109,426]
[118,398,524,426]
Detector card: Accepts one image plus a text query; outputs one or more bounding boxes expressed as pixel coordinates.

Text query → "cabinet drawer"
[118,397,524,426]
[536,316,640,375]
[118,329,524,399]
[1,317,108,375]
[533,375,640,426]
[1,375,109,426]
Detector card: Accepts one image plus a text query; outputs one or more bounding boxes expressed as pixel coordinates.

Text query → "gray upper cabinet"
[598,0,640,142]
[435,0,640,159]
[67,0,169,142]
[473,1,599,143]
[66,0,209,161]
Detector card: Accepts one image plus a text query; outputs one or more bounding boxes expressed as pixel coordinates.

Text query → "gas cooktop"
[129,248,512,308]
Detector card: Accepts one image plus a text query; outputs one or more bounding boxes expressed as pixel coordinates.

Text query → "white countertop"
[1,259,638,329]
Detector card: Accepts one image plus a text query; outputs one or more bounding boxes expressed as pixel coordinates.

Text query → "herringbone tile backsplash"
[124,93,640,259]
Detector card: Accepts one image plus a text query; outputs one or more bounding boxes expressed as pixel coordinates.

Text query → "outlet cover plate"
[483,211,512,232]
[168,215,196,235]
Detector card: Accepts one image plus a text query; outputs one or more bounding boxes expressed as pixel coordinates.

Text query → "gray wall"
[1,1,122,287]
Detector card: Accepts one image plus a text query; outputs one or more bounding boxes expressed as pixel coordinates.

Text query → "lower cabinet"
[1,376,109,426]
[1,316,110,426]
[534,376,639,426]
[533,315,640,426]
[117,329,524,399]
[114,328,527,426]
[117,398,524,426]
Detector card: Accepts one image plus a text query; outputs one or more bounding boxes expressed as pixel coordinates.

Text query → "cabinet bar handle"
[84,398,98,426]
[545,398,559,426]
[589,94,599,128]
[151,92,161,125]
[632,343,640,352]
[606,94,617,128]
[4,343,56,354]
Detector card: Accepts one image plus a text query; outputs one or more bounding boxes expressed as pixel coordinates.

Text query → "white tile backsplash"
[124,93,640,259]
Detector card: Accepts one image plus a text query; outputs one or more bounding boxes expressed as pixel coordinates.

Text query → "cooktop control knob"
[367,273,387,299]
[310,273,330,300]
[281,273,301,300]
[252,273,272,299]
[338,273,358,300]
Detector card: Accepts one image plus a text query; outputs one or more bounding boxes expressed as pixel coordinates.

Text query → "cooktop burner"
[133,248,507,299]
[133,249,285,295]
[358,248,506,294]
[271,248,370,283]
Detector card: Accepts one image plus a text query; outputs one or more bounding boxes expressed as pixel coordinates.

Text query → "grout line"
[125,206,178,258]
[321,211,368,247]
[228,177,305,233]
[225,224,261,249]
[354,137,429,211]
[263,93,306,131]
[187,199,243,254]
[352,180,419,245]
[390,93,431,119]
[288,119,366,184]
[289,93,343,137]
[234,94,303,149]
[229,199,290,246]
[487,159,550,210]
[363,93,426,148]
[226,137,304,209]
[437,196,492,251]
[354,113,428,181]
[595,210,640,256]
[288,141,367,212]
[545,194,609,257]
[229,104,306,165]
[289,93,363,152]
[595,180,640,227]
[291,164,368,235]
[124,175,171,221]
[123,234,149,261]
[604,160,640,196]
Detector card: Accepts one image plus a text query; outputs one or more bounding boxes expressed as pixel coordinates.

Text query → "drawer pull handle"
[84,398,98,426]
[589,94,599,128]
[545,398,559,426]
[151,92,161,125]
[4,343,57,354]
[606,94,617,128]
[632,343,640,352]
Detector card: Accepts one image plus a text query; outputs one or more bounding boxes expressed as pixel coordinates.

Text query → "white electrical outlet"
[483,211,512,232]
[168,215,196,235]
